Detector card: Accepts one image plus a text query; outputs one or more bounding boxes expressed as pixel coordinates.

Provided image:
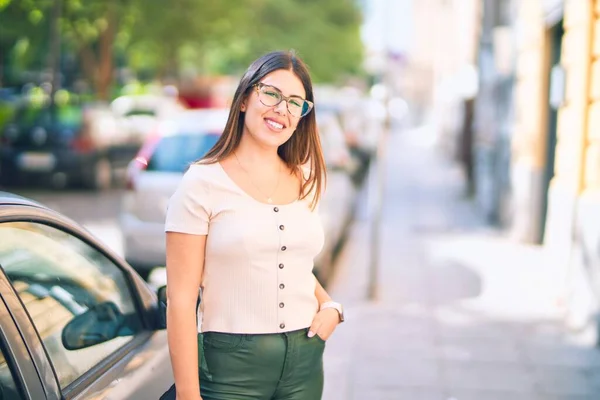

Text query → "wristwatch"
[320,301,345,323]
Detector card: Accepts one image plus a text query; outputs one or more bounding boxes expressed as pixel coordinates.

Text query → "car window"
[0,221,144,389]
[147,133,219,173]
[124,109,155,117]
[0,341,25,400]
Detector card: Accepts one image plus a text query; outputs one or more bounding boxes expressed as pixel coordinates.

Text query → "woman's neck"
[234,135,282,169]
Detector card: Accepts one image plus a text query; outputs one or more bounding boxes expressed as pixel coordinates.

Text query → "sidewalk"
[322,126,600,399]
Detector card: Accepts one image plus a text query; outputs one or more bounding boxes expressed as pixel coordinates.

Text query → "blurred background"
[2,0,600,398]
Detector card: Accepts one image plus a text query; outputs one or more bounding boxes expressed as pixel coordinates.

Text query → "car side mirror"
[62,302,127,350]
[154,285,200,330]
[157,285,167,329]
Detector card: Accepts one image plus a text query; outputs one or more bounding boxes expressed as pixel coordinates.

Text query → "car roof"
[158,108,229,136]
[0,191,50,209]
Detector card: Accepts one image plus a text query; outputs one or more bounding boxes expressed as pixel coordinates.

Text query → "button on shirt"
[165,163,325,334]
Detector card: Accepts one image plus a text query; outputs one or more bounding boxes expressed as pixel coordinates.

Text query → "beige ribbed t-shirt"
[165,162,325,334]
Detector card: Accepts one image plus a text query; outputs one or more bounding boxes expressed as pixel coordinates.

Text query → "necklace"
[233,152,282,204]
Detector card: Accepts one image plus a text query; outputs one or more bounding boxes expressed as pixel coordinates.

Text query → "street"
[7,124,600,399]
[322,125,600,399]
[4,1,600,398]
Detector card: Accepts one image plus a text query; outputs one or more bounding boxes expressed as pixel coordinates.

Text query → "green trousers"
[198,328,325,400]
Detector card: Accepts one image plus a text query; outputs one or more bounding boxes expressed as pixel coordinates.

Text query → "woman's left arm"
[308,274,343,340]
[314,276,332,305]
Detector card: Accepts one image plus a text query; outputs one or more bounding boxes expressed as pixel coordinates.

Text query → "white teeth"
[266,119,283,129]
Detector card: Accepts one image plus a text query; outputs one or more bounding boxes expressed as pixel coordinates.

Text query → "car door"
[0,290,46,400]
[0,205,173,399]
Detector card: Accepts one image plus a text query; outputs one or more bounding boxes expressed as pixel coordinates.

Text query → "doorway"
[539,19,564,243]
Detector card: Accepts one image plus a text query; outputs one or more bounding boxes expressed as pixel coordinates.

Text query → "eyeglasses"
[253,83,314,118]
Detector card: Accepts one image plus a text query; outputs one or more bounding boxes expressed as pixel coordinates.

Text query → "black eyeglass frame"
[253,83,314,118]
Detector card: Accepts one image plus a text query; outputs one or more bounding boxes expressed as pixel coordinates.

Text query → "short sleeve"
[165,166,211,235]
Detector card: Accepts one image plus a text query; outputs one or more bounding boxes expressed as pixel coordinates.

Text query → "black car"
[0,103,140,190]
[0,191,173,399]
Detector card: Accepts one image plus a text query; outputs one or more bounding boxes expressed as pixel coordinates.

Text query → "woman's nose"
[273,100,287,115]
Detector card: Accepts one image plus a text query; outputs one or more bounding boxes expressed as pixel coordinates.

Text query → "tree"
[0,0,52,86]
[124,0,248,79]
[59,0,131,99]
[0,0,365,96]
[0,0,127,98]
[203,0,364,83]
[124,0,364,83]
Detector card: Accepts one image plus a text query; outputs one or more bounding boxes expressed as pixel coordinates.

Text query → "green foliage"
[196,0,364,83]
[0,0,365,90]
[0,101,16,131]
[0,0,51,80]
[124,0,266,79]
[239,0,364,82]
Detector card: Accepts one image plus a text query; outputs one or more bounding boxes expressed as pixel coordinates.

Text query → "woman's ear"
[241,99,247,112]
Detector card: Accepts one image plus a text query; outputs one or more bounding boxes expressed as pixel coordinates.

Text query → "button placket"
[275,205,287,330]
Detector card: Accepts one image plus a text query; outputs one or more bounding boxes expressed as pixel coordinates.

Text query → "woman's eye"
[265,91,280,98]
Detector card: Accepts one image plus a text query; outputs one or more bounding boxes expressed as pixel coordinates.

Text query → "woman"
[164,50,344,400]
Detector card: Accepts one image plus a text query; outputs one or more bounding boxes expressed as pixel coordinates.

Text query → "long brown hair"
[199,50,326,209]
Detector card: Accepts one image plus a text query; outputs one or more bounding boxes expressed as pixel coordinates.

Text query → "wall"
[509,0,551,243]
[405,0,480,132]
[557,0,600,333]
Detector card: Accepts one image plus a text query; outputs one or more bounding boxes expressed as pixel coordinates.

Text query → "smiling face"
[240,69,307,149]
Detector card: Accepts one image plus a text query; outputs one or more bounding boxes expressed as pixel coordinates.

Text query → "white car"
[119,109,229,280]
[111,94,185,144]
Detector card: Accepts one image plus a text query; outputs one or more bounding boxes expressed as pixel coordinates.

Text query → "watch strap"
[320,301,344,322]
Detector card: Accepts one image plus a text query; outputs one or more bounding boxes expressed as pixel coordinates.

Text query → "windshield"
[147,133,219,173]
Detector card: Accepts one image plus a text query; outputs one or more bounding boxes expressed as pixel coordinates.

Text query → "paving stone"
[437,336,522,363]
[437,321,525,342]
[586,367,600,390]
[533,366,599,396]
[444,389,535,400]
[522,343,600,369]
[351,387,444,400]
[357,335,439,360]
[442,360,536,392]
[533,396,599,400]
[323,128,600,399]
[351,357,441,389]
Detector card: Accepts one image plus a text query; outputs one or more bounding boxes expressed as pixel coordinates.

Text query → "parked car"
[316,108,361,179]
[317,104,373,186]
[120,109,229,279]
[0,102,137,190]
[313,109,359,283]
[111,94,185,144]
[0,191,172,399]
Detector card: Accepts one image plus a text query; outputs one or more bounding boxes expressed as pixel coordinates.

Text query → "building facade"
[405,0,480,137]
[510,0,600,333]
[408,0,600,332]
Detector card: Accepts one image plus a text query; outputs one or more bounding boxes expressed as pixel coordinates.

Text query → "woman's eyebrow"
[263,83,305,99]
